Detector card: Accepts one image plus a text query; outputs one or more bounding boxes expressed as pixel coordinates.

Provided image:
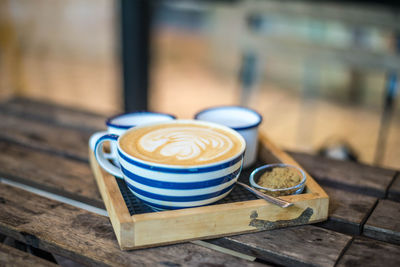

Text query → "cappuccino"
[120,122,244,166]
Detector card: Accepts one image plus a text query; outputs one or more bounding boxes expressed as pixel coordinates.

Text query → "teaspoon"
[236,181,293,208]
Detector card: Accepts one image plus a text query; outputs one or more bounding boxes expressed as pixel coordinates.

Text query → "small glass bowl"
[249,163,306,197]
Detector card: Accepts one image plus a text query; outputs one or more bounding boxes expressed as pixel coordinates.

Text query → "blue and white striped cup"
[93,120,246,210]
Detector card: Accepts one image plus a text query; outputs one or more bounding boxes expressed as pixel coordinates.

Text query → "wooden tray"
[89,133,329,250]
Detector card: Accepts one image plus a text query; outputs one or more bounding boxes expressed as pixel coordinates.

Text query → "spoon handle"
[236,181,293,208]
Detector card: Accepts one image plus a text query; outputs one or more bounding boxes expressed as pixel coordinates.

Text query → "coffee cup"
[89,111,176,163]
[194,106,262,168]
[93,120,246,210]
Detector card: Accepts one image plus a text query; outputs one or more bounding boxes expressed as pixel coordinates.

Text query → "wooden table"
[0,98,399,267]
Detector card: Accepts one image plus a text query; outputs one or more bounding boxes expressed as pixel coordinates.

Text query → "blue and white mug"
[89,111,176,163]
[93,120,246,210]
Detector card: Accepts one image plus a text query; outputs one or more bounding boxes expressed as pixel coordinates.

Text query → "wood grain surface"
[388,173,400,202]
[290,152,396,197]
[318,187,377,235]
[0,112,91,161]
[209,225,352,267]
[0,140,103,208]
[0,183,263,267]
[0,243,58,267]
[336,237,400,267]
[0,97,106,131]
[363,199,400,245]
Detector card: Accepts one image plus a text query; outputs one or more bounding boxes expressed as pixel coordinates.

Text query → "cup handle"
[94,134,123,179]
[89,131,113,159]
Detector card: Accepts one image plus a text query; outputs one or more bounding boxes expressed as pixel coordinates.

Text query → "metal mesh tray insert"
[116,162,266,215]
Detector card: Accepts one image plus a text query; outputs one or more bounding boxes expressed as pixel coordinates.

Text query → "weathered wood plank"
[0,140,103,208]
[0,113,91,161]
[0,183,263,267]
[337,237,400,267]
[317,187,377,235]
[0,97,106,132]
[363,199,400,245]
[0,243,58,267]
[290,152,396,198]
[209,225,352,267]
[388,173,400,202]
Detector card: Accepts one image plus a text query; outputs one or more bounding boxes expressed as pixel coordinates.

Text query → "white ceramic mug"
[195,106,262,168]
[89,111,176,163]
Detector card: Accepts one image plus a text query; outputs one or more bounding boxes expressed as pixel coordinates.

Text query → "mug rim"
[106,111,176,130]
[116,119,246,170]
[194,105,262,131]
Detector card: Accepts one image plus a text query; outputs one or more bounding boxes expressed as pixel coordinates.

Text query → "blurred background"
[0,0,399,168]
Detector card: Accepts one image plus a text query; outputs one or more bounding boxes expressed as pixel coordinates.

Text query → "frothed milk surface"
[120,123,244,166]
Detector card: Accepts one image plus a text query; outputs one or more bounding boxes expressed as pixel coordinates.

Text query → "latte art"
[139,127,234,162]
[120,122,244,166]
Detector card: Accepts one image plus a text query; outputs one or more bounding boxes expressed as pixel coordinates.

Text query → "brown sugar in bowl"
[249,164,306,197]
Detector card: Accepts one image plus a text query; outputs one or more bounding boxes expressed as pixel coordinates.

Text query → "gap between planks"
[357,171,397,236]
[0,177,256,262]
[359,198,379,236]
[385,172,399,199]
[334,237,355,267]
